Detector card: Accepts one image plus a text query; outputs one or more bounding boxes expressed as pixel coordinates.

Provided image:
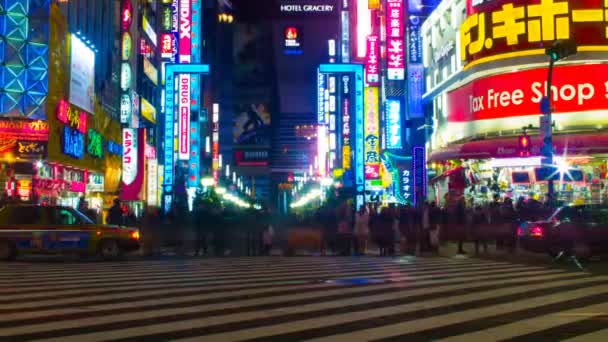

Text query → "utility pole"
[542,40,577,206]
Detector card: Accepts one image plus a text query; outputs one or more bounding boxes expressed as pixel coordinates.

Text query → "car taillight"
[131,230,140,240]
[530,226,544,237]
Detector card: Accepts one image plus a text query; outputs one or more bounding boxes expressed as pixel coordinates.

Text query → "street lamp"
[543,40,577,205]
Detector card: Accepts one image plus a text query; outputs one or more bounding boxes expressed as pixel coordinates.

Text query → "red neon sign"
[121,0,133,31]
[447,63,608,122]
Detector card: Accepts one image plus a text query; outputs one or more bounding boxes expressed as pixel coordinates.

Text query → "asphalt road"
[1,256,608,341]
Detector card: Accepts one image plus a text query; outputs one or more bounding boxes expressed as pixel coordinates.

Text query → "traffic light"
[518,134,532,157]
[545,40,577,62]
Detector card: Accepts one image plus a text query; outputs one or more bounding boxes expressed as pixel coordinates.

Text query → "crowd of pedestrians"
[310,193,554,257]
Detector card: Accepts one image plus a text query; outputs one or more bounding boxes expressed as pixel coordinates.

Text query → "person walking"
[354,205,370,255]
[107,198,123,225]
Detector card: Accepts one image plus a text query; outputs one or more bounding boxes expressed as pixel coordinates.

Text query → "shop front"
[0,119,49,202]
[428,62,608,208]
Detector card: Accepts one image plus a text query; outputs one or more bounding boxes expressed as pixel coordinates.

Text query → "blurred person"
[107,198,122,225]
[354,205,370,255]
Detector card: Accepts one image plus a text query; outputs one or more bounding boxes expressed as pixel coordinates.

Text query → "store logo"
[180,0,191,39]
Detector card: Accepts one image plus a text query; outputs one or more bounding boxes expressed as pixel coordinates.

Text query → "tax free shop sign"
[447,63,606,123]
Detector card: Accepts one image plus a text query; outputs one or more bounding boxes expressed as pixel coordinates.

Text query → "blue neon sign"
[317,70,326,124]
[163,64,210,206]
[385,99,403,150]
[319,64,364,204]
[63,127,84,159]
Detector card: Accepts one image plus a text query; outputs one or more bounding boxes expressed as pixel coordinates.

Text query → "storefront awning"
[429,133,608,162]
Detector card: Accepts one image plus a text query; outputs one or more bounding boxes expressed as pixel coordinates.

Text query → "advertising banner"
[364,87,380,180]
[187,118,200,188]
[121,128,145,200]
[365,35,380,85]
[386,0,405,80]
[233,104,271,147]
[461,0,608,64]
[147,158,159,206]
[178,74,191,160]
[447,63,608,122]
[69,34,95,114]
[179,0,192,63]
[385,98,402,150]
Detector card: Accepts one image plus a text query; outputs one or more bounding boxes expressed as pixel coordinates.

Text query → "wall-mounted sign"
[87,129,104,159]
[160,33,175,59]
[142,15,158,46]
[188,120,201,186]
[121,0,133,30]
[147,158,159,206]
[279,3,337,14]
[385,98,402,149]
[162,6,172,31]
[447,63,608,123]
[178,74,191,160]
[107,140,123,156]
[0,119,49,141]
[121,32,132,60]
[69,34,96,114]
[16,141,47,157]
[409,16,423,64]
[284,26,303,55]
[460,0,608,65]
[87,173,105,193]
[120,62,132,91]
[120,93,132,124]
[179,0,192,63]
[122,128,138,185]
[386,0,404,80]
[317,72,326,124]
[141,97,157,123]
[57,98,88,133]
[63,126,84,159]
[143,57,158,85]
[365,35,380,85]
[364,87,380,180]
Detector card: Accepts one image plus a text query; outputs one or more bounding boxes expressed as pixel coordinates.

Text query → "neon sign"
[365,35,380,85]
[56,98,87,133]
[63,126,84,159]
[121,0,133,31]
[364,87,380,180]
[122,128,138,185]
[87,129,103,159]
[121,32,132,60]
[386,0,404,80]
[385,99,402,150]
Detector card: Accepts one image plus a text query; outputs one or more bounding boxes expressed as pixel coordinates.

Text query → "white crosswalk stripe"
[0,257,606,341]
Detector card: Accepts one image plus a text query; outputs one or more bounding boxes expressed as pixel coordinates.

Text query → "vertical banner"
[386,0,405,80]
[188,119,200,188]
[178,74,191,160]
[147,158,159,206]
[317,125,328,177]
[317,71,326,124]
[341,75,351,169]
[413,145,427,207]
[385,98,402,149]
[122,129,145,201]
[178,0,192,160]
[163,71,176,193]
[212,103,220,182]
[365,35,380,85]
[341,10,350,63]
[364,87,380,180]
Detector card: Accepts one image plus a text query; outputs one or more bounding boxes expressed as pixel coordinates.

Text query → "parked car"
[518,205,608,259]
[0,204,140,261]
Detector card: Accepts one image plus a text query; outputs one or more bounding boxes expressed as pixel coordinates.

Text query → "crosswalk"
[0,257,607,341]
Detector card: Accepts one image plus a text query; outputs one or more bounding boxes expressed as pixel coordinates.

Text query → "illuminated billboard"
[69,34,96,114]
[385,0,405,80]
[461,0,608,66]
[385,98,402,150]
[364,87,380,180]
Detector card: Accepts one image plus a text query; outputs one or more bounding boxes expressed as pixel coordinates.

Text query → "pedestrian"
[262,224,274,256]
[354,205,370,255]
[107,198,122,225]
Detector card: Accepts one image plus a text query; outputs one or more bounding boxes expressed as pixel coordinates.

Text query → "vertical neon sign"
[356,0,372,58]
[364,87,380,180]
[178,0,192,160]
